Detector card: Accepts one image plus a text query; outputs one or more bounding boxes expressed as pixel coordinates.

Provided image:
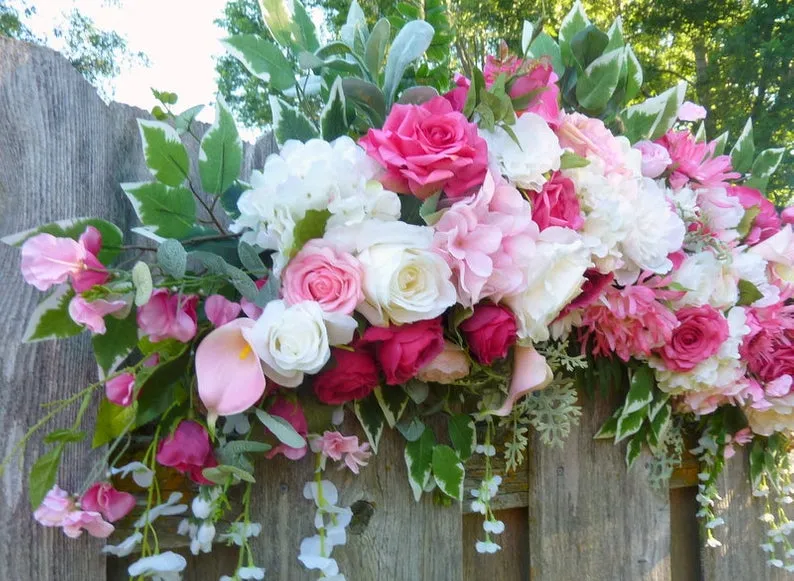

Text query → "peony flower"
[128,552,187,581]
[658,305,730,372]
[156,421,218,485]
[730,185,780,245]
[751,225,794,286]
[459,303,517,365]
[33,485,76,527]
[672,250,738,309]
[633,140,672,178]
[243,300,356,388]
[204,294,241,327]
[360,96,488,199]
[61,510,115,539]
[656,130,740,190]
[432,172,538,305]
[20,234,86,291]
[196,318,266,418]
[282,240,364,315]
[68,296,128,334]
[678,101,708,122]
[80,482,136,523]
[137,289,198,343]
[442,74,470,112]
[313,346,380,405]
[359,318,445,385]
[416,341,471,384]
[483,52,561,124]
[558,113,635,177]
[491,345,553,416]
[264,397,308,460]
[481,112,562,191]
[527,171,584,231]
[741,302,794,383]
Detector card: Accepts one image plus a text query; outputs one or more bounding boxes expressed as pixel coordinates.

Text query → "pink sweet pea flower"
[310,432,372,474]
[156,420,218,485]
[137,289,198,343]
[68,296,128,334]
[71,227,110,292]
[33,485,76,527]
[205,294,242,327]
[20,234,86,291]
[492,345,553,416]
[61,510,115,539]
[105,372,136,406]
[196,318,266,419]
[677,101,708,122]
[442,74,470,112]
[80,482,136,522]
[264,397,308,460]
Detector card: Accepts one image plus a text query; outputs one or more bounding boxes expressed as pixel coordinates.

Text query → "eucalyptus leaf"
[256,409,307,449]
[157,239,187,278]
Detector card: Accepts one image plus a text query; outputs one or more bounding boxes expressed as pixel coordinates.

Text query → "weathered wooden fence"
[0,37,788,581]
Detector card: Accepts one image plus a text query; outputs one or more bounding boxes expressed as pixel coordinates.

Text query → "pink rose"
[205,294,241,327]
[729,185,780,245]
[442,74,470,112]
[68,296,128,334]
[634,140,672,179]
[527,171,584,231]
[264,397,308,461]
[658,305,730,371]
[282,241,363,315]
[137,289,198,343]
[558,113,628,176]
[156,420,218,484]
[359,318,445,385]
[416,340,470,384]
[459,303,518,365]
[313,346,379,405]
[61,510,114,539]
[360,96,488,200]
[80,482,136,522]
[33,485,76,527]
[741,303,794,382]
[105,372,136,406]
[782,207,794,225]
[484,52,561,125]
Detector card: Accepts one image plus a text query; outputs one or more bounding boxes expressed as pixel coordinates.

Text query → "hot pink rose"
[484,52,561,125]
[658,305,730,371]
[61,510,114,539]
[68,296,128,334]
[105,372,136,406]
[416,341,470,384]
[313,346,379,405]
[282,241,363,315]
[205,294,241,327]
[264,397,308,461]
[729,185,780,245]
[527,172,584,231]
[741,303,794,382]
[156,420,218,485]
[34,485,76,527]
[634,140,672,179]
[359,318,445,385]
[442,74,471,112]
[460,303,518,365]
[137,289,198,343]
[80,482,135,522]
[360,96,488,199]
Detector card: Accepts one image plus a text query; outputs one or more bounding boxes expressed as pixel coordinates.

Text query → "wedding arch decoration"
[3,1,794,578]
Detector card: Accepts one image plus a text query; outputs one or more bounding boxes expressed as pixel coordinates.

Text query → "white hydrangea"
[480,113,562,191]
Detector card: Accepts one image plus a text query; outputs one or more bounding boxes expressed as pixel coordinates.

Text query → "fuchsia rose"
[483,52,561,125]
[359,318,445,385]
[656,130,740,190]
[459,303,517,365]
[68,296,128,334]
[313,346,379,405]
[156,420,218,485]
[80,482,135,522]
[634,140,672,179]
[205,295,241,327]
[658,305,730,372]
[105,372,136,407]
[729,185,780,245]
[416,341,470,384]
[282,240,363,315]
[265,397,308,461]
[526,171,584,231]
[442,74,471,112]
[137,289,198,343]
[359,96,488,200]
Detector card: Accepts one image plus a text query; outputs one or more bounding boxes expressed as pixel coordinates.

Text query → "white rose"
[481,113,562,191]
[244,300,356,387]
[326,220,456,325]
[505,228,592,342]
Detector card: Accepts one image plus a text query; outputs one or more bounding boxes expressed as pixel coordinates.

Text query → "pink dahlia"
[656,130,740,190]
[741,302,794,382]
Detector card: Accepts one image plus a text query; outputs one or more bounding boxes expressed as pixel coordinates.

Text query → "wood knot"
[349,500,375,535]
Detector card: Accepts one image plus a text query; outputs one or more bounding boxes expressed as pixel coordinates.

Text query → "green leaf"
[624,45,643,102]
[342,78,387,128]
[374,386,410,428]
[43,429,86,444]
[605,17,625,51]
[320,76,348,141]
[432,444,464,501]
[92,313,138,376]
[576,48,626,113]
[93,398,136,448]
[559,0,591,66]
[365,18,390,79]
[615,406,646,443]
[623,366,655,415]
[269,96,318,146]
[625,430,645,469]
[622,81,686,143]
[1,217,124,264]
[132,261,153,306]
[737,205,761,239]
[528,33,563,77]
[730,118,755,175]
[560,151,590,170]
[135,346,190,427]
[238,241,267,278]
[712,131,730,157]
[221,440,272,456]
[593,407,622,440]
[222,34,295,91]
[397,416,426,442]
[199,98,243,195]
[354,395,386,453]
[255,274,281,307]
[257,0,294,48]
[292,0,319,51]
[749,439,765,490]
[22,285,82,343]
[745,148,785,193]
[648,402,672,447]
[290,209,331,257]
[173,104,205,135]
[29,445,64,510]
[448,414,475,461]
[157,238,187,278]
[403,380,429,404]
[220,181,249,220]
[137,120,189,187]
[382,20,435,105]
[397,86,440,105]
[341,0,368,54]
[570,25,609,69]
[202,464,255,484]
[255,409,307,449]
[521,20,534,55]
[122,182,196,239]
[737,279,764,306]
[404,427,435,501]
[420,192,442,225]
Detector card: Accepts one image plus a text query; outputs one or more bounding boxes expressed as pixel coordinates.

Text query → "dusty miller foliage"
[647,416,685,490]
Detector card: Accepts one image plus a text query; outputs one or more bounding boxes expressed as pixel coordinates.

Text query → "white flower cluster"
[298,480,352,580]
[470,474,504,554]
[177,487,224,556]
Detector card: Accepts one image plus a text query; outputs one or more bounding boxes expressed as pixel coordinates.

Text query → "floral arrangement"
[3,1,794,578]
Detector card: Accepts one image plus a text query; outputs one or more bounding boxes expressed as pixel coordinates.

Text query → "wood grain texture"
[108,545,241,580]
[527,392,672,581]
[670,487,702,581]
[700,449,789,581]
[463,508,529,581]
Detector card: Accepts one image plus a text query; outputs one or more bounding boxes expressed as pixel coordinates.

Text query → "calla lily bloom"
[491,345,553,416]
[196,318,266,420]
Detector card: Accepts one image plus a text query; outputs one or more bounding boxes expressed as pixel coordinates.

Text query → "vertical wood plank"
[107,546,242,580]
[700,449,789,581]
[252,420,464,581]
[527,393,672,581]
[463,508,529,581]
[670,487,702,581]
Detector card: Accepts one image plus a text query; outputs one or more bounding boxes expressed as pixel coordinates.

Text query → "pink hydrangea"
[526,171,584,231]
[677,101,708,122]
[310,431,372,474]
[264,397,308,461]
[137,289,198,343]
[655,130,740,190]
[432,171,538,306]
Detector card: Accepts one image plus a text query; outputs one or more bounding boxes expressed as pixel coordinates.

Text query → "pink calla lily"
[196,318,266,419]
[492,345,553,416]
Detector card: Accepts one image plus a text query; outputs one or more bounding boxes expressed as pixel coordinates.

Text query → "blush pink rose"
[105,372,136,406]
[359,318,445,385]
[442,74,471,112]
[557,113,628,176]
[459,303,518,365]
[205,294,241,327]
[68,296,128,334]
[729,185,780,245]
[282,241,363,315]
[634,140,672,179]
[527,171,584,231]
[156,420,218,485]
[658,305,730,371]
[416,341,470,384]
[80,482,136,523]
[137,289,198,343]
[34,485,76,527]
[484,52,561,126]
[264,397,308,461]
[360,96,488,200]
